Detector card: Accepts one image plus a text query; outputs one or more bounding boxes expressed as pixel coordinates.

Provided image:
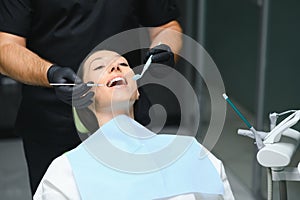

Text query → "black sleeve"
[0,0,32,37]
[136,0,180,27]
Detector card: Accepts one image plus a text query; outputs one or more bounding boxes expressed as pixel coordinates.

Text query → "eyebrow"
[88,55,122,70]
[88,57,103,70]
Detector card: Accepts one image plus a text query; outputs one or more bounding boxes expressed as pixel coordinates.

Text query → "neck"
[94,106,135,127]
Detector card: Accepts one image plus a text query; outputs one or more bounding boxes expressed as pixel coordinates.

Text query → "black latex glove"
[144,44,175,68]
[47,64,94,109]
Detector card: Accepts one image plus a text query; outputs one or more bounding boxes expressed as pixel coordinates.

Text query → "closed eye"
[93,65,105,70]
[120,63,129,67]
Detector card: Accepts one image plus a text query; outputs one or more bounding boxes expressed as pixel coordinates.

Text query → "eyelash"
[93,66,105,70]
[120,63,128,67]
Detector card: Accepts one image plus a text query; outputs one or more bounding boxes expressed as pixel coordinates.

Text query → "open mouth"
[106,76,127,87]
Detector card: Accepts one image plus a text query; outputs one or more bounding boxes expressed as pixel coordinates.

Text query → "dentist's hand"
[47,64,94,109]
[144,44,175,68]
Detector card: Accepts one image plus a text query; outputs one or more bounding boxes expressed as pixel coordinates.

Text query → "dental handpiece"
[50,83,104,87]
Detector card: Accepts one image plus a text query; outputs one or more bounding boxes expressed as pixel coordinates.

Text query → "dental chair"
[238,110,300,200]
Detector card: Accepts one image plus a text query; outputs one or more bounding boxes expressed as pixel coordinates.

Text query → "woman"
[34,50,234,200]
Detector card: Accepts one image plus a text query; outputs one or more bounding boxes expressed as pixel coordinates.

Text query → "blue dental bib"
[66,115,224,199]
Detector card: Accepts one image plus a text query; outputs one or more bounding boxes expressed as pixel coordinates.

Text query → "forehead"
[84,50,122,66]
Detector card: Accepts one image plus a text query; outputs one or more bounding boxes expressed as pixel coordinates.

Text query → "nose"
[108,64,121,73]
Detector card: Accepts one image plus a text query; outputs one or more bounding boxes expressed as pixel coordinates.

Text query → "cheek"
[129,80,138,94]
[124,76,138,100]
[93,88,111,108]
[85,70,106,84]
[95,88,109,98]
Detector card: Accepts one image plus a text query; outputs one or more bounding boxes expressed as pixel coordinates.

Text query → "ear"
[136,90,140,100]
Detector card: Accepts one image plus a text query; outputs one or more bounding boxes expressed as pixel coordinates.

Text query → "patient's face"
[83,50,139,111]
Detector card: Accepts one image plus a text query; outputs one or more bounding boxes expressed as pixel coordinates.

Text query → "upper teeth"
[108,77,126,87]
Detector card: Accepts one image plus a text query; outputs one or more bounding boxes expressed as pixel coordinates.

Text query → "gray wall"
[205,0,259,112]
[205,0,300,124]
[265,0,300,114]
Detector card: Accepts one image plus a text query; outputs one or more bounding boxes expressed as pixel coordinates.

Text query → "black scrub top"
[0,0,179,145]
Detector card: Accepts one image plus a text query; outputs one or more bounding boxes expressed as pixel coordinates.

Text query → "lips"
[106,76,127,87]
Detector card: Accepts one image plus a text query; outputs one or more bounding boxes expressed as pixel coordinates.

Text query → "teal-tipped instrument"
[223,94,252,128]
[223,93,264,149]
